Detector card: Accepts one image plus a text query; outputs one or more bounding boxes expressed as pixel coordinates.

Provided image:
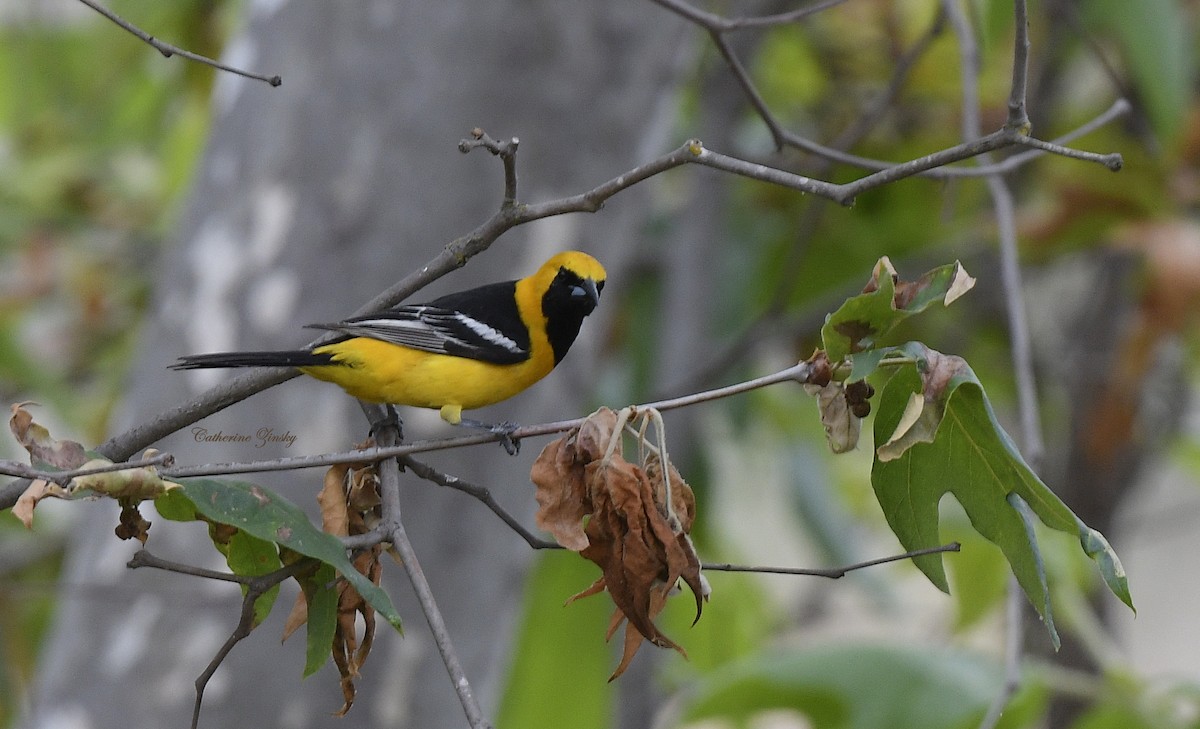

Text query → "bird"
[173,250,606,450]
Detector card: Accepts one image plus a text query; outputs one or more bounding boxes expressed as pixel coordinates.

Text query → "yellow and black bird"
[174,251,606,446]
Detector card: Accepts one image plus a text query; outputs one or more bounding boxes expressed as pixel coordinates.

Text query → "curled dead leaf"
[804,381,862,454]
[71,458,180,501]
[308,448,384,716]
[9,403,88,470]
[13,480,67,529]
[114,503,152,543]
[332,546,382,716]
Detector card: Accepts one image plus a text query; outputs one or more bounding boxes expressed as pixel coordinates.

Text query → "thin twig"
[824,6,948,152]
[459,129,520,205]
[1011,135,1122,170]
[939,0,1048,725]
[397,455,960,579]
[401,456,559,550]
[188,562,308,729]
[372,425,491,729]
[654,0,1123,181]
[703,542,961,578]
[0,451,175,484]
[1005,0,1032,130]
[708,29,787,149]
[127,549,250,584]
[157,362,817,479]
[780,98,1129,178]
[75,0,281,86]
[127,553,311,729]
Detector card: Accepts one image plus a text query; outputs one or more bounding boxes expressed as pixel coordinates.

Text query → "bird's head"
[540,250,607,316]
[531,250,607,363]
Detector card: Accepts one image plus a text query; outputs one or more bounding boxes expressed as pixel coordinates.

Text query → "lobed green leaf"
[870,346,1133,646]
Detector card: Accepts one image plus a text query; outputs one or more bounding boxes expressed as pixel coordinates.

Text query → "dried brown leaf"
[114,503,152,543]
[804,381,862,454]
[319,467,352,537]
[531,437,591,550]
[280,591,309,643]
[536,407,706,679]
[565,576,607,606]
[644,454,705,624]
[609,584,681,681]
[9,402,88,469]
[329,545,382,716]
[575,406,618,461]
[581,455,690,656]
[13,480,66,529]
[347,467,381,513]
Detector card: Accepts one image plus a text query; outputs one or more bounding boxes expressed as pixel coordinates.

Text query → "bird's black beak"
[583,278,602,308]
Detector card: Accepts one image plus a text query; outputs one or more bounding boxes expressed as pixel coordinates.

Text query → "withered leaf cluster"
[531,407,707,679]
[283,448,383,716]
[9,402,169,540]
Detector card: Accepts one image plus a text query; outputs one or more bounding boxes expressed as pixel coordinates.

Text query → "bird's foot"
[369,405,404,442]
[459,418,521,455]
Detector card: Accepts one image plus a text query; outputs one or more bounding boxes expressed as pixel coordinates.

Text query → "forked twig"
[127,550,310,729]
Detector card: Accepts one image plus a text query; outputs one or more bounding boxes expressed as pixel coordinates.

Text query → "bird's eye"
[596,281,605,292]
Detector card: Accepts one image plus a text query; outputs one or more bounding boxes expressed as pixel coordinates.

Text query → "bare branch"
[76,0,281,87]
[459,128,520,205]
[940,0,1046,724]
[127,549,248,584]
[157,362,817,479]
[401,456,559,550]
[1006,0,1032,130]
[703,542,961,578]
[127,552,311,729]
[393,455,961,581]
[1012,135,1123,170]
[188,561,309,729]
[0,451,174,485]
[654,0,1122,181]
[372,426,492,729]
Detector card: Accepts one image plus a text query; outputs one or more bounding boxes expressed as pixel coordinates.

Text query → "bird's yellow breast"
[301,337,555,411]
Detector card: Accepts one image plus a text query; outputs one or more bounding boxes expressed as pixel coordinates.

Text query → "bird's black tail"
[171,350,338,370]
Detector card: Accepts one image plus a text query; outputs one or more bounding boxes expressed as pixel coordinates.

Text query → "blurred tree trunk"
[21,3,687,728]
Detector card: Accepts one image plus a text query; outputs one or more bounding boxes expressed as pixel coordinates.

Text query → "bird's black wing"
[307,281,530,365]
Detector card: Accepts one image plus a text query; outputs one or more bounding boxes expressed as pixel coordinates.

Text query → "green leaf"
[848,347,890,382]
[870,346,1133,646]
[822,259,898,364]
[225,530,284,627]
[154,478,402,632]
[682,644,1001,729]
[300,563,339,677]
[822,258,974,364]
